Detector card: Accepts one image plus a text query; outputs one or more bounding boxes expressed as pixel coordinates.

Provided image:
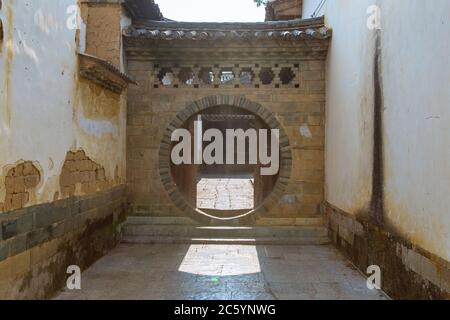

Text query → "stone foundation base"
[0,186,127,299]
[322,202,450,300]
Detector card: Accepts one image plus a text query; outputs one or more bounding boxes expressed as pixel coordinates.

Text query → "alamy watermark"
[66,5,81,30]
[367,5,382,30]
[66,265,81,290]
[171,121,280,176]
[366,265,382,290]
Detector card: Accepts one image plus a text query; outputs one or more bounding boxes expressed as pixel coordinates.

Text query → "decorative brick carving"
[59,150,109,197]
[153,63,300,89]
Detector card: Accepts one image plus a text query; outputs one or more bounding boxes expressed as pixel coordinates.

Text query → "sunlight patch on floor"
[178,244,261,276]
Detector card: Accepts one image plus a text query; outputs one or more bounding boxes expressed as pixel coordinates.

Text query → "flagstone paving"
[55,244,389,300]
[197,178,254,210]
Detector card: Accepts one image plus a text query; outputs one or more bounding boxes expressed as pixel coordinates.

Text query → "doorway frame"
[158,95,292,224]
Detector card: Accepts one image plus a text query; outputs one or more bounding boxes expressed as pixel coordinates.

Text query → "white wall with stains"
[0,0,127,208]
[303,0,450,260]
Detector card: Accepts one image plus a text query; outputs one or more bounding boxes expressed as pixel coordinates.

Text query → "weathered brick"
[8,234,27,257]
[24,175,39,189]
[26,227,52,249]
[302,182,323,195]
[2,220,18,240]
[0,242,9,261]
[302,70,324,81]
[306,80,326,92]
[33,204,55,229]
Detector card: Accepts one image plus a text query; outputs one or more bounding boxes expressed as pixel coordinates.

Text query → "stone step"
[123,224,329,238]
[125,216,326,227]
[121,218,330,245]
[126,216,198,226]
[255,217,326,227]
[121,235,330,245]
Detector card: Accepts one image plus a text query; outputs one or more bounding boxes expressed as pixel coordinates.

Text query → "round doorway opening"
[169,104,280,220]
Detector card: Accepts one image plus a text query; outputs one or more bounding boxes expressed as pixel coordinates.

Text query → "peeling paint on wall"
[0,0,127,215]
[78,116,119,139]
[72,74,126,188]
[59,150,110,198]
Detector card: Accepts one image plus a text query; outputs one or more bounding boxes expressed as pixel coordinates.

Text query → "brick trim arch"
[158,95,292,224]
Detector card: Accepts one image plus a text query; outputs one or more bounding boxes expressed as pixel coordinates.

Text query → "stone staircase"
[121,216,330,245]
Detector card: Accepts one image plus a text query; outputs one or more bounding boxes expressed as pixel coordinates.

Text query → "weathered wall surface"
[0,0,127,212]
[85,3,122,67]
[126,60,326,221]
[302,0,450,298]
[0,0,128,299]
[0,186,126,299]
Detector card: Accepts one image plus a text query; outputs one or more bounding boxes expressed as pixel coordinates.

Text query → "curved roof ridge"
[132,16,325,31]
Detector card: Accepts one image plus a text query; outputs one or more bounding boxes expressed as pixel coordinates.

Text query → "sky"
[156,0,266,22]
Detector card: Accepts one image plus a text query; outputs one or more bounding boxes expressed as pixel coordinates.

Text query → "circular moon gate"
[159,95,292,224]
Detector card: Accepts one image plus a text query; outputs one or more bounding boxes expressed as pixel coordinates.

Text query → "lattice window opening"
[279,67,296,85]
[152,64,300,88]
[199,67,214,85]
[157,68,175,86]
[179,67,195,85]
[259,68,275,85]
[240,68,255,85]
[219,68,235,84]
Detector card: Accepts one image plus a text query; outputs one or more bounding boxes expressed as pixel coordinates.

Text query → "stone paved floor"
[197,178,254,210]
[55,244,388,300]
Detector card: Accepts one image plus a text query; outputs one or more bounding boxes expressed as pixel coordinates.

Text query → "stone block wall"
[0,186,126,299]
[323,202,450,299]
[126,59,326,221]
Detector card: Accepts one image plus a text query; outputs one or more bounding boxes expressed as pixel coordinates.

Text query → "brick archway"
[158,95,292,224]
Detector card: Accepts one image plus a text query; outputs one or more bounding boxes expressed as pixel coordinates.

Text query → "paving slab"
[55,244,389,300]
[197,178,254,210]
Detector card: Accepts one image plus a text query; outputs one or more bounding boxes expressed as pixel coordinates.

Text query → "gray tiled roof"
[124,17,331,41]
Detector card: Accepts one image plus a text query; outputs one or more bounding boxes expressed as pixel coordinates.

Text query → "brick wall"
[84,2,122,67]
[126,60,326,221]
[0,186,127,299]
